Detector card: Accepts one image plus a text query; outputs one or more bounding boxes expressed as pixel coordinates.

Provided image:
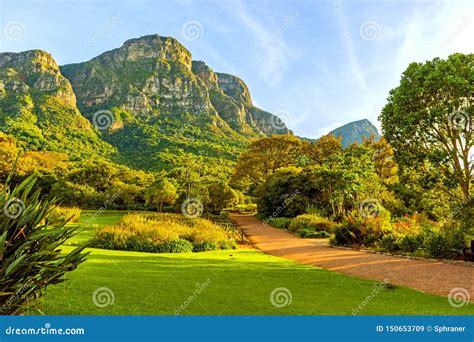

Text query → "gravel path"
[231,214,473,301]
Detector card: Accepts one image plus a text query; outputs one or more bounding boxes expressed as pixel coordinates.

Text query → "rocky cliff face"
[62,34,288,136]
[61,35,216,121]
[0,34,290,170]
[0,50,113,156]
[0,50,76,106]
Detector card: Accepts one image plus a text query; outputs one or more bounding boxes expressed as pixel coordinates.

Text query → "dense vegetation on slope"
[0,50,115,159]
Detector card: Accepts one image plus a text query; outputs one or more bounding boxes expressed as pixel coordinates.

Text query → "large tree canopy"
[379,53,473,199]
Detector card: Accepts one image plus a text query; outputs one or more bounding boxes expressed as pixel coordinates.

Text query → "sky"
[1,0,473,138]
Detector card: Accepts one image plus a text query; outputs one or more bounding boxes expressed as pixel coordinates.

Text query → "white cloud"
[333,0,368,92]
[228,0,296,86]
[394,1,474,84]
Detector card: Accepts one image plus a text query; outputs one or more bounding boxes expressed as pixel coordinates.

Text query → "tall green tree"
[379,53,473,199]
[231,134,307,193]
[145,178,177,212]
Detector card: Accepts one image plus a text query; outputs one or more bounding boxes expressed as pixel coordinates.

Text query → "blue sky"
[1,0,473,138]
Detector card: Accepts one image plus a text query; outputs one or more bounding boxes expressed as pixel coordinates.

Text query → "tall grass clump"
[91,213,236,253]
[47,206,82,223]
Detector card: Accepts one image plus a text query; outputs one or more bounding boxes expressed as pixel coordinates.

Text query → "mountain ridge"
[0,34,379,173]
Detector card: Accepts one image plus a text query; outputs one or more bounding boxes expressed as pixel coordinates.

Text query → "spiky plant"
[0,175,88,315]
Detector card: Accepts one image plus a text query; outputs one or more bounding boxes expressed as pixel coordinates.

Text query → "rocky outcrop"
[191,60,289,135]
[191,61,219,90]
[61,35,214,118]
[0,50,77,106]
[62,34,289,136]
[0,34,290,169]
[216,73,252,105]
[0,50,114,157]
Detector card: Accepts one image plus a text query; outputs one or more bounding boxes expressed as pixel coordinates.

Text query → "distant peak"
[328,119,380,147]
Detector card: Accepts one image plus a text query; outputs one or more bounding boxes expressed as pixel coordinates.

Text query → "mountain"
[0,34,289,171]
[0,50,114,158]
[328,119,380,148]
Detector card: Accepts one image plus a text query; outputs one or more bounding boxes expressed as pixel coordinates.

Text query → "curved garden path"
[230,214,473,301]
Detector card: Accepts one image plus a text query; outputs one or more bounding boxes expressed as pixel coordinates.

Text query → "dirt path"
[231,214,473,300]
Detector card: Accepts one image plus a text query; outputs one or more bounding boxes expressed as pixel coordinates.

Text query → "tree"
[231,134,307,193]
[379,53,473,199]
[363,137,398,186]
[303,134,342,165]
[145,178,177,212]
[206,183,238,214]
[0,132,19,179]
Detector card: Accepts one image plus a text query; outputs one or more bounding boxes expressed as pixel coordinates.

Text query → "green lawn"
[42,211,474,315]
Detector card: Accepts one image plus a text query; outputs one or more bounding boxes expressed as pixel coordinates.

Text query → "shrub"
[423,225,467,259]
[236,203,257,214]
[91,213,236,253]
[398,234,424,253]
[47,206,81,223]
[331,209,392,247]
[377,234,401,252]
[268,217,292,229]
[296,229,331,238]
[288,214,335,233]
[0,176,87,314]
[304,204,327,216]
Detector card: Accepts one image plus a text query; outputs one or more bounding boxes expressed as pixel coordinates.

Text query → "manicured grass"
[65,210,129,246]
[42,211,474,315]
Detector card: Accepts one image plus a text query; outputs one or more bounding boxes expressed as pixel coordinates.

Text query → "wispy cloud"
[229,0,295,86]
[394,1,474,84]
[333,0,368,92]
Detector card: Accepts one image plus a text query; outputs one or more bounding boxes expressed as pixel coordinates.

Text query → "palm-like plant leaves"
[0,175,88,315]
